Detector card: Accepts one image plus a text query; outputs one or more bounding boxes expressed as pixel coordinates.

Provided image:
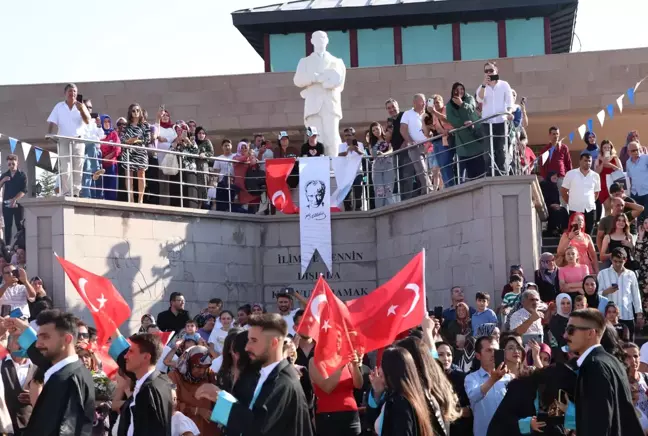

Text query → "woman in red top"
[232,141,260,212]
[594,139,622,215]
[99,115,121,201]
[309,350,364,436]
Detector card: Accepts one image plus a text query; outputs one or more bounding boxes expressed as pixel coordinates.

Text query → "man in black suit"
[1,333,36,436]
[8,309,94,436]
[108,332,172,436]
[565,308,644,435]
[198,313,313,436]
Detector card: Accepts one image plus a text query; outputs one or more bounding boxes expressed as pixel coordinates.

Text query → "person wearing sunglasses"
[563,308,643,435]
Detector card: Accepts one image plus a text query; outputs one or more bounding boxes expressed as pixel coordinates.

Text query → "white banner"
[299,156,332,274]
[330,154,362,209]
[606,170,630,192]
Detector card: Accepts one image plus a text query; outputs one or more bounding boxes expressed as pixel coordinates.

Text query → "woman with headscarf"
[583,131,600,164]
[582,274,609,313]
[549,293,571,349]
[167,345,220,435]
[193,127,214,203]
[442,302,475,372]
[232,141,260,212]
[97,115,121,201]
[138,314,155,333]
[540,171,567,236]
[174,122,200,209]
[475,323,501,342]
[619,130,644,170]
[535,252,560,303]
[445,82,485,181]
[154,108,178,206]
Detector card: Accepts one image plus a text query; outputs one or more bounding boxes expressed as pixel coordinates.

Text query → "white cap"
[306,126,318,137]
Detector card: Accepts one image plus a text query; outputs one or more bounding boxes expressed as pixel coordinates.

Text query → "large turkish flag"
[56,255,131,347]
[266,158,298,214]
[345,251,426,353]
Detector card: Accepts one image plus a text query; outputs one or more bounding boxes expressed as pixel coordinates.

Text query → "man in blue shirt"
[625,141,648,220]
[472,292,498,336]
[442,286,476,323]
[465,335,512,436]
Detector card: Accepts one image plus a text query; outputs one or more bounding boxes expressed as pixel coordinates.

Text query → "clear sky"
[0,0,645,86]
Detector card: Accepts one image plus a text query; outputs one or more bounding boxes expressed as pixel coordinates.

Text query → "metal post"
[489,123,495,177]
[179,167,184,208]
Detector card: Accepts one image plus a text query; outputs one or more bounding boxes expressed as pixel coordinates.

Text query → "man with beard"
[8,309,94,435]
[196,313,313,436]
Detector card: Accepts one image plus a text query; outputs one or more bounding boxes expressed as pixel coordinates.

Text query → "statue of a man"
[293,30,346,157]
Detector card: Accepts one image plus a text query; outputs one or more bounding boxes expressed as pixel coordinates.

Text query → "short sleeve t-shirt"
[400,109,427,144]
[502,292,520,308]
[301,142,325,157]
[283,308,300,337]
[207,328,229,354]
[172,412,200,436]
[599,197,638,234]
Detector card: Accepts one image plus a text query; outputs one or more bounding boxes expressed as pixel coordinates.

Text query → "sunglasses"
[484,68,495,73]
[565,325,592,335]
[78,332,90,339]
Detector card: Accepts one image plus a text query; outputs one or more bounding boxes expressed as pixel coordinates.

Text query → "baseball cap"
[306,126,318,137]
[278,131,289,139]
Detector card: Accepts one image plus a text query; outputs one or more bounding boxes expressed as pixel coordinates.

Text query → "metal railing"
[44,111,525,214]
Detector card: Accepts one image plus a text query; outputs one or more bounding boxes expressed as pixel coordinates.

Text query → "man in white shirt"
[46,83,91,197]
[509,290,545,345]
[338,127,366,211]
[561,152,601,234]
[476,61,514,176]
[399,94,431,195]
[597,247,643,341]
[276,289,308,337]
[213,139,235,210]
[0,265,35,318]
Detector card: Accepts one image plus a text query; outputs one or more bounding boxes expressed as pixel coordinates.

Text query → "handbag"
[161,153,180,176]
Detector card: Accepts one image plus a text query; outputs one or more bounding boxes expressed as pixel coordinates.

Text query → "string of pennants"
[564,75,647,144]
[0,133,57,169]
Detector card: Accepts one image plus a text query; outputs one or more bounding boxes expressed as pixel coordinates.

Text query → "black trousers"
[315,410,361,436]
[3,204,23,245]
[343,175,364,211]
[569,209,596,235]
[395,152,416,200]
[483,122,508,176]
[620,318,636,343]
[144,156,160,205]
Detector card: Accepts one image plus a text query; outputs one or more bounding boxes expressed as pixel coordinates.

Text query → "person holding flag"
[195,313,313,436]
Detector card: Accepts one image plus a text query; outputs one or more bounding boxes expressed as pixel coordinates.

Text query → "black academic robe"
[23,358,94,436]
[1,357,34,434]
[575,346,644,436]
[116,370,173,436]
[225,359,313,436]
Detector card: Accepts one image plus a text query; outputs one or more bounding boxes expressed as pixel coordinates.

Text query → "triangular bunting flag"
[34,148,43,162]
[568,132,575,143]
[635,76,646,92]
[607,104,615,120]
[49,152,58,170]
[8,138,17,154]
[617,95,624,113]
[627,87,635,104]
[587,119,593,132]
[596,110,605,127]
[20,142,31,160]
[577,125,587,139]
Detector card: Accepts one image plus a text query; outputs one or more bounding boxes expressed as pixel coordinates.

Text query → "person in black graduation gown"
[107,332,173,436]
[566,308,644,436]
[8,309,94,436]
[197,313,313,436]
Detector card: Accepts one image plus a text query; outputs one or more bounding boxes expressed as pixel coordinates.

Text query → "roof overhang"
[233,0,578,59]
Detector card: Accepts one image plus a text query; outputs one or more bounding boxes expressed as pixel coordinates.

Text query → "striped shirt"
[597,267,642,320]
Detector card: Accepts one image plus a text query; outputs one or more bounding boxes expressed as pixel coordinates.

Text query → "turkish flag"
[345,251,425,353]
[266,158,298,214]
[55,255,131,347]
[297,277,356,377]
[95,345,119,378]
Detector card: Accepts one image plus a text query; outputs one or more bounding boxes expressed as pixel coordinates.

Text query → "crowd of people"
[43,60,533,213]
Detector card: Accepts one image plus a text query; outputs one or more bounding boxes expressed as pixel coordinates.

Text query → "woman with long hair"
[445,82,484,181]
[556,212,598,274]
[604,302,631,342]
[119,103,151,203]
[207,310,234,358]
[427,94,454,188]
[167,345,219,435]
[600,214,635,268]
[373,347,434,436]
[368,121,395,207]
[138,314,154,333]
[436,342,473,436]
[594,139,622,214]
[214,327,243,388]
[443,302,475,372]
[398,336,460,434]
[500,334,525,378]
[636,218,648,293]
[558,246,590,298]
[98,115,121,201]
[549,293,572,349]
[582,274,609,313]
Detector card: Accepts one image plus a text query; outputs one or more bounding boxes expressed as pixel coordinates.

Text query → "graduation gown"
[1,357,37,434]
[116,370,173,436]
[575,346,644,436]
[212,359,313,436]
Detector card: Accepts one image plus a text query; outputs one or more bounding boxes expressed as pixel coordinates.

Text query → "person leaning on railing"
[194,127,214,205]
[119,103,151,204]
[445,82,485,182]
[175,125,200,209]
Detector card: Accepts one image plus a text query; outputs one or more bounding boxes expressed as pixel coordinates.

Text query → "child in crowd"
[471,292,498,336]
[574,295,588,310]
[499,274,524,321]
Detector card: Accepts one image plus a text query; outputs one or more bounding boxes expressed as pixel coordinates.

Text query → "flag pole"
[421,248,426,318]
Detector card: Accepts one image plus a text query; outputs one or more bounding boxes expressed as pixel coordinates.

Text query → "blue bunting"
[627,87,635,104]
[607,104,615,119]
[8,137,16,154]
[569,132,575,143]
[34,148,43,162]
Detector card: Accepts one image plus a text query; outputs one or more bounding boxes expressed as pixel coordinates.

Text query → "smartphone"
[495,349,505,368]
[558,389,567,405]
[0,305,11,317]
[90,112,99,119]
[520,96,527,105]
[612,283,619,289]
[434,306,443,320]
[427,97,435,107]
[571,224,579,232]
[76,94,83,103]
[489,74,500,82]
[522,334,543,346]
[9,308,23,319]
[11,270,20,279]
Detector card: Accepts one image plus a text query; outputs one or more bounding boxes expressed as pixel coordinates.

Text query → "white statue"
[293,30,347,157]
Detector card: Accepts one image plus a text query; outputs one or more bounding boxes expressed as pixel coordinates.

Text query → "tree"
[37,172,56,197]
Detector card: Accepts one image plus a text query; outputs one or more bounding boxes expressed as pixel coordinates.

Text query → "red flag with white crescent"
[345,251,425,354]
[266,158,298,214]
[55,254,131,347]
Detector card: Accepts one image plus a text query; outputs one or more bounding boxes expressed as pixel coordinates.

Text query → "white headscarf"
[555,293,572,318]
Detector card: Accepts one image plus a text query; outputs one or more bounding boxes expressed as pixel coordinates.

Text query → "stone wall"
[23,176,542,333]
